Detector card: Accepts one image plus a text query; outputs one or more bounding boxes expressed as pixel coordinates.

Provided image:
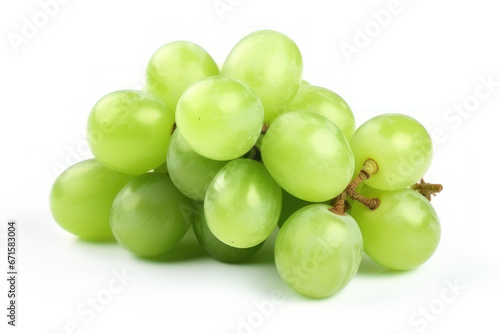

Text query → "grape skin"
[221,30,303,123]
[278,190,317,228]
[87,90,174,175]
[350,113,433,191]
[204,159,282,248]
[275,204,363,299]
[193,208,264,263]
[145,41,220,111]
[350,186,441,271]
[176,76,264,161]
[50,159,135,241]
[110,173,193,257]
[261,110,355,202]
[286,85,356,140]
[167,130,228,201]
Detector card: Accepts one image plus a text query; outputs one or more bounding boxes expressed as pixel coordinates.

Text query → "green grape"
[286,85,356,139]
[301,80,311,86]
[176,76,264,161]
[50,159,135,241]
[145,41,220,111]
[167,130,228,201]
[350,186,441,271]
[110,173,193,257]
[221,30,303,123]
[278,190,316,228]
[275,204,363,299]
[193,208,264,263]
[87,90,174,175]
[350,113,433,191]
[261,111,354,202]
[205,159,282,248]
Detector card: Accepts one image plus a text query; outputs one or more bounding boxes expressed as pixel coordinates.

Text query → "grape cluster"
[50,30,442,299]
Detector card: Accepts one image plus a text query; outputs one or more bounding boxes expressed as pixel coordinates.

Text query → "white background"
[1,0,499,333]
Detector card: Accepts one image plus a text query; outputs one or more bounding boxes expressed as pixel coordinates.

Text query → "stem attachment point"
[411,179,443,201]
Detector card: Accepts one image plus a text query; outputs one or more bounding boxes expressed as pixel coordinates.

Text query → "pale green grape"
[275,204,363,299]
[221,30,303,123]
[110,173,193,257]
[145,41,219,111]
[193,208,264,263]
[50,159,135,241]
[205,159,282,248]
[176,76,264,161]
[350,113,433,190]
[167,129,228,201]
[301,80,311,86]
[350,186,441,271]
[261,111,354,202]
[87,90,174,175]
[286,85,356,139]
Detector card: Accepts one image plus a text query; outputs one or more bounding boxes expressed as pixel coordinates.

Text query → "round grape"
[205,159,282,248]
[176,76,264,161]
[350,113,433,191]
[221,30,303,123]
[350,186,441,270]
[275,204,363,298]
[111,173,193,257]
[87,90,174,175]
[261,111,354,202]
[50,159,134,241]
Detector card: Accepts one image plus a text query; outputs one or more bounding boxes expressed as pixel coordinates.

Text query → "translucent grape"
[261,111,354,202]
[167,129,228,201]
[205,159,282,248]
[350,113,433,190]
[193,208,264,263]
[221,30,303,123]
[50,159,135,241]
[87,90,174,175]
[286,85,356,139]
[110,173,193,257]
[350,186,441,270]
[145,41,219,111]
[275,204,363,299]
[176,76,264,161]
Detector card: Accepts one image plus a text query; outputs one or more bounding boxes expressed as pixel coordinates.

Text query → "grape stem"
[411,179,443,201]
[329,159,380,214]
[330,192,348,215]
[261,124,269,135]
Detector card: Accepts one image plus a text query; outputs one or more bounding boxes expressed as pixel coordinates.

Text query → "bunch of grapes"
[50,30,442,299]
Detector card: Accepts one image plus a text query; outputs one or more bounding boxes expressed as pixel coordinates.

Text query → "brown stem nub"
[411,179,443,201]
[344,159,380,210]
[261,124,270,135]
[329,192,347,215]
